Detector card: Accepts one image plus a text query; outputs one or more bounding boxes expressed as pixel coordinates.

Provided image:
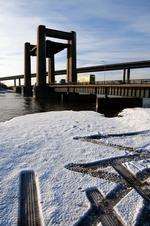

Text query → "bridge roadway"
[1,60,150,81]
[51,84,150,98]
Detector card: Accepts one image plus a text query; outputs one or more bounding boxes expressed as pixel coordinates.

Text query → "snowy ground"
[0,108,150,225]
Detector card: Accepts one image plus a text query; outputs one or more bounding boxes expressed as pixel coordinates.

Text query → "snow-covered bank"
[0,108,150,225]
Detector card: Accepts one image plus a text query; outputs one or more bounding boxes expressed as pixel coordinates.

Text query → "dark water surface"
[0,92,96,122]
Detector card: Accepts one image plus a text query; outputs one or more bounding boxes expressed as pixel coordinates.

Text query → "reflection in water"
[0,92,96,122]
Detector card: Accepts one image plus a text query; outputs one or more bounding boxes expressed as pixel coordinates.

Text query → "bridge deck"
[51,84,150,98]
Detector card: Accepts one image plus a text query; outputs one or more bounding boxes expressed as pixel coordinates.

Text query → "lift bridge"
[0,25,150,103]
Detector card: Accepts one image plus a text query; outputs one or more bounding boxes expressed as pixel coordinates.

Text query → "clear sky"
[0,0,150,80]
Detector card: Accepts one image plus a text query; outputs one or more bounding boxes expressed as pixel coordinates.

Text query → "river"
[0,91,96,122]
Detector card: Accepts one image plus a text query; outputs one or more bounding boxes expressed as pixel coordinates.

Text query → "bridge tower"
[23,42,32,96]
[35,25,77,97]
[23,25,77,97]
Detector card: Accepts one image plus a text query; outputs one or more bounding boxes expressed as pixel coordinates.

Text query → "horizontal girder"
[1,60,150,81]
[30,40,69,57]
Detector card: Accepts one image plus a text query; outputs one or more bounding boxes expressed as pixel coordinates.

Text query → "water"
[0,92,96,122]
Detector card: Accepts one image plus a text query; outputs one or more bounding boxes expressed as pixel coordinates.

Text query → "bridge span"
[1,59,150,84]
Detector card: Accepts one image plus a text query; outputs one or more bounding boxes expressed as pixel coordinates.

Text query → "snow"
[0,108,150,225]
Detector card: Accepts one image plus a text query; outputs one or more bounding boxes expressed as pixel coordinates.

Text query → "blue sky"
[0,0,150,80]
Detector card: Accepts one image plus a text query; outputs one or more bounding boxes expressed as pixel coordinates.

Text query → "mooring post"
[67,31,77,83]
[23,42,32,96]
[48,54,55,84]
[123,69,126,84]
[36,25,46,87]
[127,68,130,84]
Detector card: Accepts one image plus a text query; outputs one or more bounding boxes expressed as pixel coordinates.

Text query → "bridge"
[1,60,150,99]
[1,60,150,82]
[1,60,150,95]
[0,25,150,111]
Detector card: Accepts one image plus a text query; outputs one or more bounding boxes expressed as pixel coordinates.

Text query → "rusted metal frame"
[45,27,73,40]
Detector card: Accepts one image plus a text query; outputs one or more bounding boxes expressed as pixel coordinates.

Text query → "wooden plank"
[113,163,150,202]
[65,151,150,171]
[135,200,150,226]
[75,188,125,226]
[18,170,44,226]
[75,137,137,153]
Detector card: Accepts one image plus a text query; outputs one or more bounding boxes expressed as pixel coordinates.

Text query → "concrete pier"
[96,97,142,116]
[61,93,96,103]
[15,86,22,93]
[33,86,60,99]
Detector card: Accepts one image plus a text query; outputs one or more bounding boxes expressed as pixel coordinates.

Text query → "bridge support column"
[14,79,16,87]
[23,42,32,96]
[67,31,77,83]
[48,55,55,84]
[18,78,21,87]
[34,25,48,98]
[127,68,130,84]
[123,69,126,84]
[13,78,22,93]
[13,78,21,92]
